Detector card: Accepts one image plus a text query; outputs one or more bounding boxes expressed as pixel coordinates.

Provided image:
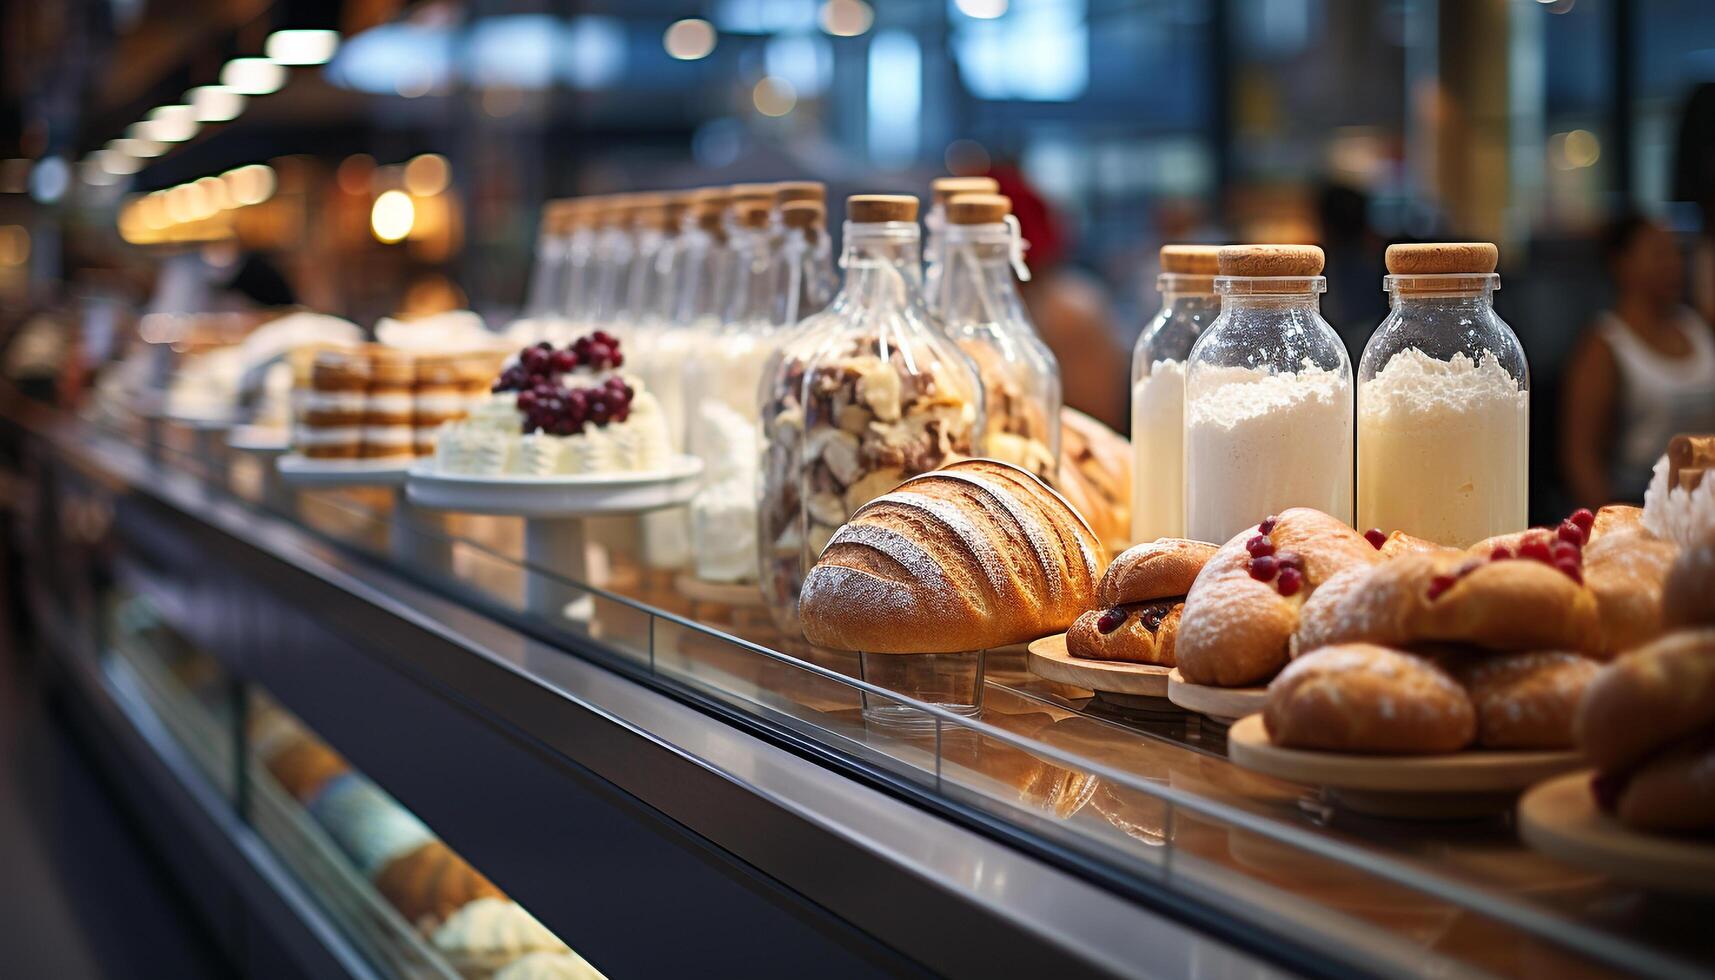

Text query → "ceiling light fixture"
[221,58,287,96]
[188,85,246,122]
[265,29,340,65]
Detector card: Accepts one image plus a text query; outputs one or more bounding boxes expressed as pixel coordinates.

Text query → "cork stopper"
[1668,433,1715,491]
[772,181,825,206]
[736,201,771,230]
[1385,242,1499,275]
[662,193,691,227]
[1218,244,1325,277]
[691,188,729,232]
[847,194,918,223]
[931,176,1000,205]
[946,193,1011,225]
[781,200,824,231]
[728,182,774,209]
[1161,244,1221,275]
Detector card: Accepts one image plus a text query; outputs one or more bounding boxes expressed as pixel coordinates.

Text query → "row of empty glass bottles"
[505,178,1062,637]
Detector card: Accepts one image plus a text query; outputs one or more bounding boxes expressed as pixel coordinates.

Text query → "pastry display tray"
[37,413,1715,980]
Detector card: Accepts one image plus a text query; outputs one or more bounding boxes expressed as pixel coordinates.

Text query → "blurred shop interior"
[2,0,1714,513]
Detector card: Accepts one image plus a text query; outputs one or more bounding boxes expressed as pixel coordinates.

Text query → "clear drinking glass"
[1130,245,1220,544]
[1184,245,1353,544]
[1358,244,1528,546]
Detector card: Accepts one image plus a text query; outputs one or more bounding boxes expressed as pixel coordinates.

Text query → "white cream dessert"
[1357,348,1528,546]
[1185,361,1353,544]
[431,332,672,477]
[432,898,569,975]
[494,951,605,980]
[689,401,761,583]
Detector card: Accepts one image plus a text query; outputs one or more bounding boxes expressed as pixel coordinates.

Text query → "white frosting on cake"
[430,375,671,477]
[690,401,761,582]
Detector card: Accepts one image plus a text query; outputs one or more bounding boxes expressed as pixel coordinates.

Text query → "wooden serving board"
[1519,771,1715,894]
[1167,668,1267,724]
[1026,633,1171,699]
[1226,714,1582,819]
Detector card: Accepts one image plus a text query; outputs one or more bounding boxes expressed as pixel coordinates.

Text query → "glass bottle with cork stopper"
[1358,242,1527,546]
[556,198,600,334]
[936,191,1061,482]
[506,199,574,345]
[924,175,1000,317]
[757,193,985,635]
[1184,244,1353,544]
[1131,244,1221,543]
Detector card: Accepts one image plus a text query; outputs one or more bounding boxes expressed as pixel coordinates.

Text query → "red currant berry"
[1426,573,1456,600]
[1554,558,1583,584]
[1519,536,1553,563]
[1558,520,1585,546]
[1246,534,1275,558]
[1570,508,1595,534]
[1276,566,1304,596]
[1248,555,1279,581]
[1258,515,1279,534]
[1489,546,1512,562]
[1364,528,1387,550]
[1096,607,1127,634]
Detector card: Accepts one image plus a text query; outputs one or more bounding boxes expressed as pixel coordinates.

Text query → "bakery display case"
[13,392,1714,980]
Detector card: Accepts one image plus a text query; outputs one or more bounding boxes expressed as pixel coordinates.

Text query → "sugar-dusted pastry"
[1175,509,1381,687]
[1447,651,1599,749]
[1576,628,1715,832]
[1066,538,1217,665]
[1582,522,1679,655]
[1264,644,1476,754]
[799,459,1105,653]
[1662,530,1715,630]
[495,951,605,980]
[432,898,569,978]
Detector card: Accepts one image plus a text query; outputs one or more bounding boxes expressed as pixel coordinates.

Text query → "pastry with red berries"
[1176,509,1382,687]
[1294,508,1606,656]
[1066,538,1218,665]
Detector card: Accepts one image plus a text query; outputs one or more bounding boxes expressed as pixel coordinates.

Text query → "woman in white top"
[1564,215,1715,503]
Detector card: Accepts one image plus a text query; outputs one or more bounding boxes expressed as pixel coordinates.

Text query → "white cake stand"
[227,426,293,513]
[406,456,703,620]
[277,454,449,568]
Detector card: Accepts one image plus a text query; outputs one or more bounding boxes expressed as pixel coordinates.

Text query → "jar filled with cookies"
[1185,245,1353,544]
[934,192,1060,481]
[1131,244,1220,543]
[1358,243,1528,547]
[757,194,985,634]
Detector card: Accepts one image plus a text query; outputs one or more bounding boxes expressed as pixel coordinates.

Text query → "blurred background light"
[466,15,557,89]
[146,104,200,142]
[664,19,718,60]
[403,154,451,196]
[753,76,798,116]
[717,0,817,34]
[188,86,245,122]
[0,226,30,266]
[265,29,341,66]
[327,23,453,96]
[561,17,626,90]
[220,58,287,96]
[222,164,276,205]
[28,156,68,203]
[765,34,832,96]
[98,150,144,175]
[819,0,873,36]
[867,30,921,166]
[110,138,164,158]
[953,0,1009,19]
[371,190,416,243]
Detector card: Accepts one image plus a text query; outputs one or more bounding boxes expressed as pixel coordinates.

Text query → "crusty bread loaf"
[374,841,506,930]
[800,459,1105,653]
[1582,525,1679,656]
[1264,645,1476,753]
[264,739,352,804]
[1662,531,1715,629]
[1176,509,1380,687]
[1575,628,1715,773]
[1052,408,1133,553]
[1068,601,1181,665]
[1293,551,1601,655]
[1448,652,1598,749]
[1379,530,1450,559]
[1097,538,1218,606]
[1608,735,1715,832]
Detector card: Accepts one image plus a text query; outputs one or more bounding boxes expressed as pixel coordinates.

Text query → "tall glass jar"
[1130,245,1220,543]
[924,176,1000,318]
[772,199,837,325]
[505,199,573,345]
[1358,243,1528,546]
[757,194,985,635]
[585,195,641,341]
[1185,245,1353,544]
[936,192,1060,481]
[556,199,600,335]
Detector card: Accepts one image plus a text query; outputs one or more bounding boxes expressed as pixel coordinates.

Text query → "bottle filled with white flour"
[1185,245,1353,544]
[1358,243,1528,546]
[1131,245,1221,544]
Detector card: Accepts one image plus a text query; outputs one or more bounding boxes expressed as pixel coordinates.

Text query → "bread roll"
[1609,735,1715,832]
[374,840,506,929]
[1379,530,1450,558]
[264,739,351,804]
[1176,509,1381,687]
[1575,628,1715,773]
[1264,645,1476,753]
[800,459,1105,653]
[1097,538,1218,606]
[1052,408,1133,553]
[1068,601,1181,665]
[1582,525,1679,655]
[1294,551,1601,655]
[1662,531,1715,629]
[1448,652,1598,749]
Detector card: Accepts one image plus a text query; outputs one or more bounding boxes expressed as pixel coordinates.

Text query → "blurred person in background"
[990,165,1127,432]
[1316,181,1387,365]
[1561,213,1715,504]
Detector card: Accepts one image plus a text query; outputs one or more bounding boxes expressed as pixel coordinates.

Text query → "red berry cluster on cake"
[431,332,671,477]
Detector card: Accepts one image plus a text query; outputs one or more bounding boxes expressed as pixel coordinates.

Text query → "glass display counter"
[16,406,1714,979]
